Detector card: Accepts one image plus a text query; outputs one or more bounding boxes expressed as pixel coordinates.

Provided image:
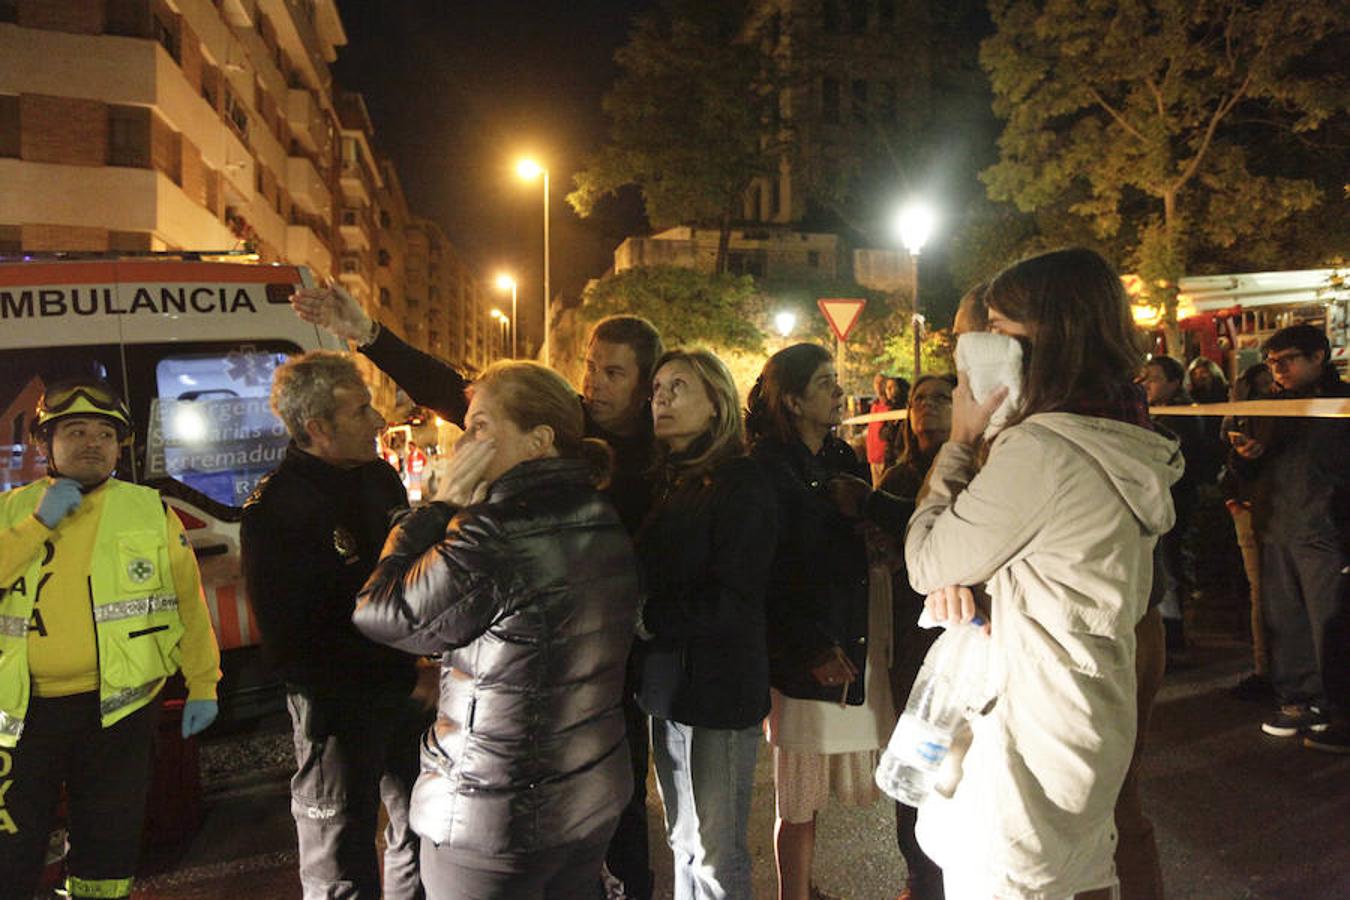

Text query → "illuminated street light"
[892,200,938,377]
[774,310,797,337]
[516,158,550,365]
[494,273,518,357]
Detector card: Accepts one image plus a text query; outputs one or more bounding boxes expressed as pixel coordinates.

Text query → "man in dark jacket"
[1232,325,1350,752]
[242,343,467,898]
[579,316,663,899]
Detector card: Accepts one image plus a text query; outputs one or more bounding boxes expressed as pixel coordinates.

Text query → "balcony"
[287,154,332,217]
[339,158,371,206]
[286,223,332,281]
[339,207,371,251]
[286,88,329,155]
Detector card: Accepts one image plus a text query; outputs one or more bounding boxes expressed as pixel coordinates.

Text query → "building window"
[109,231,152,252]
[377,248,391,267]
[379,287,392,307]
[770,178,782,218]
[808,250,821,268]
[848,0,867,33]
[822,77,840,124]
[201,65,220,112]
[379,209,392,228]
[153,11,180,63]
[821,0,839,33]
[851,79,868,123]
[0,95,18,158]
[107,105,151,168]
[0,1,15,24]
[104,0,149,36]
[224,88,249,141]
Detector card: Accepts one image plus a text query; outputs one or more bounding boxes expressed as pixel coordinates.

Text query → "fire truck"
[1136,267,1349,378]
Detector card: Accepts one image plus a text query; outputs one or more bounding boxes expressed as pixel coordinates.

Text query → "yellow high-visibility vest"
[0,479,184,747]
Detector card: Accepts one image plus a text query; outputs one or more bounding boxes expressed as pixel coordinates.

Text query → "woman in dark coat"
[353,361,641,900]
[635,348,777,900]
[748,343,899,900]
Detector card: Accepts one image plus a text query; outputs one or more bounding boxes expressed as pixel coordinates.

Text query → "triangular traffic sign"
[817,298,867,342]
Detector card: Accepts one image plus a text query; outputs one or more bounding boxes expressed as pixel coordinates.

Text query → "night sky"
[333,0,655,349]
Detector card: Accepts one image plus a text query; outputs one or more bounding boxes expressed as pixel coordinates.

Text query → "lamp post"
[516,159,550,365]
[494,273,518,357]
[893,200,937,377]
[774,310,797,337]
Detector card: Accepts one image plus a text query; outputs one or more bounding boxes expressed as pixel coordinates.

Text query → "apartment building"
[405,216,495,376]
[0,0,342,278]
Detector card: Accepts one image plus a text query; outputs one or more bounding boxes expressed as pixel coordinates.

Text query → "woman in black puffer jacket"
[354,361,640,900]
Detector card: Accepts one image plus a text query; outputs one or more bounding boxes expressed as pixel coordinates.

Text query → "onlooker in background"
[1220,362,1277,701]
[866,373,895,486]
[0,379,221,900]
[1230,324,1350,752]
[1142,356,1208,662]
[877,373,956,900]
[354,361,641,897]
[878,376,912,470]
[748,344,897,900]
[1186,356,1230,404]
[906,248,1182,898]
[636,349,777,900]
[242,352,440,899]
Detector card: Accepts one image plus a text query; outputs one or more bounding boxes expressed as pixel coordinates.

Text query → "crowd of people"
[1,245,1345,900]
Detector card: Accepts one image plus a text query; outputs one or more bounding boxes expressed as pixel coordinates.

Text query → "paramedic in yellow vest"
[0,379,221,900]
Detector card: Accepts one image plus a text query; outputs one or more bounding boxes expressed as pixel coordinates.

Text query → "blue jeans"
[650,718,759,900]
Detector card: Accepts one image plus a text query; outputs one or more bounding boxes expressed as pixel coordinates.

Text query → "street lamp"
[516,158,550,366]
[494,273,518,358]
[893,200,937,377]
[774,310,797,337]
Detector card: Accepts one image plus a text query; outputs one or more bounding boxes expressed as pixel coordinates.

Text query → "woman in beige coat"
[904,249,1184,899]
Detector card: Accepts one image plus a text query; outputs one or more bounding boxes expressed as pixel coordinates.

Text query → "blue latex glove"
[34,477,83,528]
[181,699,219,738]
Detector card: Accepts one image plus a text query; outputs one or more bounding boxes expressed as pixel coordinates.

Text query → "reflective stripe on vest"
[0,614,26,637]
[99,681,160,719]
[92,594,179,623]
[65,874,134,898]
[0,707,22,741]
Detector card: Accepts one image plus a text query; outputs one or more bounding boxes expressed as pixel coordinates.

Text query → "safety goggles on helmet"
[32,380,133,440]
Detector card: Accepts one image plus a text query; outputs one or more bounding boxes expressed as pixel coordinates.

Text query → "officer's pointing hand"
[34,478,83,529]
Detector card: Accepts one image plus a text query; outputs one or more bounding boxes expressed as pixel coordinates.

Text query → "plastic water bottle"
[876,616,991,807]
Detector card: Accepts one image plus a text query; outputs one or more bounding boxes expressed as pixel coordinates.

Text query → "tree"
[981,0,1348,335]
[579,266,767,353]
[568,0,780,272]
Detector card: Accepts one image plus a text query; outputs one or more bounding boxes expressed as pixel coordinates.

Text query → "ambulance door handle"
[193,543,229,559]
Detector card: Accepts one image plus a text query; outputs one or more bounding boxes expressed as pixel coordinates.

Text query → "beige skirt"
[772,745,881,824]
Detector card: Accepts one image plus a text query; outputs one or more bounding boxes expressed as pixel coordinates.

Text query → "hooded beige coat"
[904,413,1183,899]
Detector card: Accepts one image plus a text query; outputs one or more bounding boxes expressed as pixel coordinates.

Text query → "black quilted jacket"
[353,457,640,855]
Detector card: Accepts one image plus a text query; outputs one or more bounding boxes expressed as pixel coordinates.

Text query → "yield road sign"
[817,298,866,342]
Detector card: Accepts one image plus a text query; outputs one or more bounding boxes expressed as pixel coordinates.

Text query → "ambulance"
[0,255,345,723]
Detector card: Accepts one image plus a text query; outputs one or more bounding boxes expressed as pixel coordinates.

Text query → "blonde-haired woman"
[635,349,778,900]
[354,360,642,899]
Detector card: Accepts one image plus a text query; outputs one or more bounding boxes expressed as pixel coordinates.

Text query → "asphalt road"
[119,639,1349,900]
